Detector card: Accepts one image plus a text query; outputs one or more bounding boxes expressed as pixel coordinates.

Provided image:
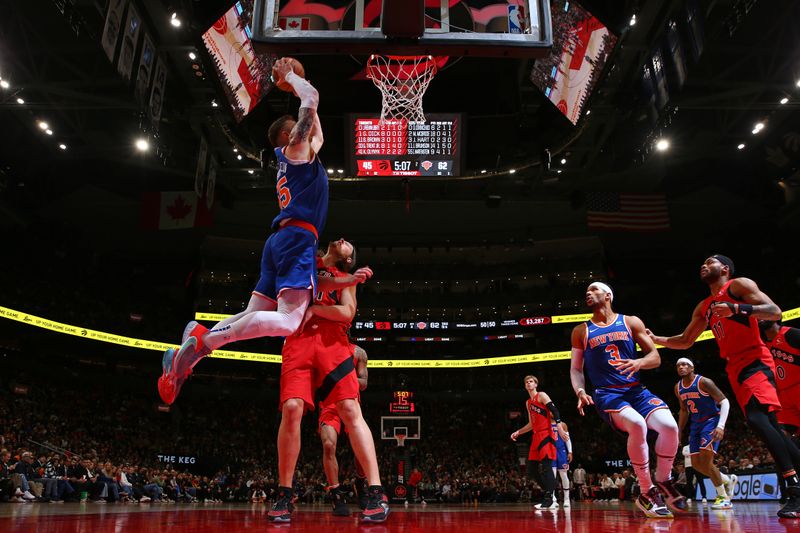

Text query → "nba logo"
[508,5,525,34]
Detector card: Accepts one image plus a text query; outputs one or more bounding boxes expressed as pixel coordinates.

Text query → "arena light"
[327,168,334,174]
[737,143,745,150]
[509,169,516,174]
[480,169,487,174]
[45,129,53,136]
[135,138,150,152]
[58,143,67,150]
[211,100,218,107]
[560,158,567,165]
[188,52,197,60]
[170,13,182,27]
[236,154,242,160]
[232,147,238,153]
[655,138,670,151]
[248,170,254,175]
[629,14,637,26]
[16,97,24,104]
[796,79,800,88]
[37,121,49,130]
[0,80,9,89]
[337,169,344,174]
[780,97,789,104]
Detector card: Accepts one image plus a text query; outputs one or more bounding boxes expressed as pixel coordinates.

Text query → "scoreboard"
[347,114,463,177]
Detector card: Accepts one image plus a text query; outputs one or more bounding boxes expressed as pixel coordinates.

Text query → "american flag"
[586,192,670,232]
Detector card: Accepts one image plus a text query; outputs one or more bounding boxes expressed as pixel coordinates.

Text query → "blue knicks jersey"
[551,423,567,453]
[678,375,720,423]
[584,315,639,389]
[271,147,328,233]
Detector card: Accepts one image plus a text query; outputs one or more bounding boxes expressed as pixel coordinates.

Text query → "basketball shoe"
[361,486,390,522]
[267,487,294,522]
[656,479,689,513]
[329,486,349,516]
[157,322,210,404]
[534,492,556,510]
[636,486,673,518]
[778,485,800,518]
[725,474,738,498]
[711,495,732,510]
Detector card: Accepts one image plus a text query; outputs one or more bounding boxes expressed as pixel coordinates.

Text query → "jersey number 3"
[277,176,292,209]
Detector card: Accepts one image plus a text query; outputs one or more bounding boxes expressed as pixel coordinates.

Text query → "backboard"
[251,0,552,57]
[380,416,421,440]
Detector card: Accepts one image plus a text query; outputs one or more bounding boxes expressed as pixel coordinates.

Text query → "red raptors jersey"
[766,326,800,393]
[527,396,555,436]
[311,257,351,329]
[701,280,771,377]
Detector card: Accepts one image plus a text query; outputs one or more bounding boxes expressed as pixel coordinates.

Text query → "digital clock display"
[348,114,463,177]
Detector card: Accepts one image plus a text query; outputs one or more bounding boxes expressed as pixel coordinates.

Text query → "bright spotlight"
[58,143,67,150]
[337,169,344,174]
[170,13,181,27]
[45,129,53,136]
[509,169,516,174]
[237,154,242,160]
[16,97,24,104]
[655,139,670,151]
[37,121,49,130]
[560,158,567,165]
[188,52,197,60]
[248,170,254,175]
[780,97,788,105]
[737,143,745,150]
[0,80,9,89]
[135,138,150,151]
[629,14,637,26]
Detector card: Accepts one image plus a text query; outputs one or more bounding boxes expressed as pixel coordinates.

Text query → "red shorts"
[318,404,344,434]
[727,349,781,414]
[528,430,557,461]
[777,389,800,428]
[280,320,359,410]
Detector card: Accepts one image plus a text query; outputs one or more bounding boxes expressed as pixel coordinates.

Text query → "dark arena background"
[1,0,800,532]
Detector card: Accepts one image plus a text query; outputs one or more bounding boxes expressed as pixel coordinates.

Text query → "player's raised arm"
[648,300,707,350]
[708,277,782,321]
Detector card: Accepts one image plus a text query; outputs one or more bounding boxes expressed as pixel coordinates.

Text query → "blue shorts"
[594,385,669,433]
[689,416,721,454]
[254,226,317,300]
[555,441,569,470]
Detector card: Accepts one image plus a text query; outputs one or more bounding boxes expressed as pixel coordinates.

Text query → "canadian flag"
[279,17,310,30]
[141,191,213,230]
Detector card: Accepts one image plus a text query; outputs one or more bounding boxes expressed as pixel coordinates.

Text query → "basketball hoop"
[395,434,407,447]
[366,55,438,124]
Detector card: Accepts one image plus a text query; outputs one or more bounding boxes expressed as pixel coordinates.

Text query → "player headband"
[676,357,694,368]
[588,282,613,302]
[711,254,735,275]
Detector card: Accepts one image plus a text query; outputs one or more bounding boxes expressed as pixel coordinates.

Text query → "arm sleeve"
[565,435,573,453]
[717,398,730,429]
[284,71,318,110]
[546,401,562,423]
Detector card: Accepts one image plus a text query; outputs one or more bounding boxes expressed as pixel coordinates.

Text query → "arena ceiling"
[0,0,798,245]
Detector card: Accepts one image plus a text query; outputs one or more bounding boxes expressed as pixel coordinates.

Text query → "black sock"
[746,399,800,477]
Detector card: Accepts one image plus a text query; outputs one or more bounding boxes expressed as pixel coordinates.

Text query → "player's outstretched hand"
[510,430,520,442]
[577,390,594,416]
[710,301,734,319]
[353,266,373,284]
[272,57,293,79]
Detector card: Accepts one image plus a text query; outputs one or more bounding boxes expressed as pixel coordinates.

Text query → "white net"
[366,55,438,124]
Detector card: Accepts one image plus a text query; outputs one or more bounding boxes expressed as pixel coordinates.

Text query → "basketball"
[273,57,305,92]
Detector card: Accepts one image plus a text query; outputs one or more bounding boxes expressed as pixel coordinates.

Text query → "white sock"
[715,484,727,497]
[203,289,309,350]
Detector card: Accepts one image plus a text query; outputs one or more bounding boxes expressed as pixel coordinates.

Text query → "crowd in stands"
[0,361,782,507]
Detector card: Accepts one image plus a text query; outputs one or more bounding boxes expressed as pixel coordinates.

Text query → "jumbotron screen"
[347,114,463,177]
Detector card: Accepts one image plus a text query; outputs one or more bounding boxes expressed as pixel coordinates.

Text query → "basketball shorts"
[555,441,569,470]
[689,416,721,454]
[318,404,344,434]
[280,320,359,410]
[594,385,668,433]
[254,225,317,300]
[727,353,781,414]
[777,388,800,429]
[528,429,557,461]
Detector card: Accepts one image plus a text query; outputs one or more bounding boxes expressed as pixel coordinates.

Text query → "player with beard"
[649,254,800,518]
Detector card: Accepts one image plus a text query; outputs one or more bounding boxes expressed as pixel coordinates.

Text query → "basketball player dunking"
[158,59,370,404]
[649,254,800,518]
[511,375,568,510]
[570,282,687,518]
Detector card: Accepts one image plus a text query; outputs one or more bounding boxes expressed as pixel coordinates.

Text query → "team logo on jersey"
[648,398,664,406]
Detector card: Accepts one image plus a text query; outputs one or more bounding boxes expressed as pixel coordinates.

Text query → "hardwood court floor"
[2,500,799,532]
